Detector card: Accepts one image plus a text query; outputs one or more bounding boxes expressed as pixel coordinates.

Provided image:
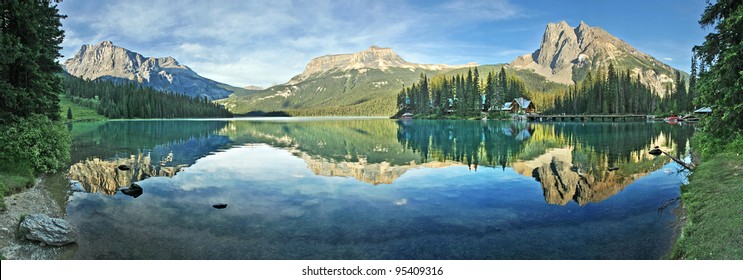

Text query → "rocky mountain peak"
[350,45,406,66]
[288,46,453,84]
[512,21,678,94]
[64,41,231,99]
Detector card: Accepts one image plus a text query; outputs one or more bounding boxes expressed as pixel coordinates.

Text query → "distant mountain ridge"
[64,41,232,100]
[220,46,477,116]
[511,21,678,95]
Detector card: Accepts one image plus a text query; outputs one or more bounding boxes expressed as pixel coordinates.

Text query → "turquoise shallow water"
[65,118,693,259]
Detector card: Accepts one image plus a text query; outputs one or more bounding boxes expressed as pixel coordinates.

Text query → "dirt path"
[0,177,76,259]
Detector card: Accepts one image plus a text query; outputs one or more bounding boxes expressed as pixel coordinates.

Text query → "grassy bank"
[58,95,107,122]
[0,163,35,211]
[670,149,743,259]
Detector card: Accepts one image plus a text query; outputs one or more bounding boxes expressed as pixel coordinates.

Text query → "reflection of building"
[501,123,535,141]
[68,153,186,195]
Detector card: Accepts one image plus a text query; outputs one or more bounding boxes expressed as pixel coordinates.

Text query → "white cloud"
[663,57,673,61]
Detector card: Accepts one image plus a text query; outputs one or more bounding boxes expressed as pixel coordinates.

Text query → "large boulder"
[18,214,77,246]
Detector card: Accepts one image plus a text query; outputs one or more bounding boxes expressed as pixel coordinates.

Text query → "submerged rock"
[120,183,143,198]
[649,146,663,156]
[18,214,77,246]
[212,203,228,209]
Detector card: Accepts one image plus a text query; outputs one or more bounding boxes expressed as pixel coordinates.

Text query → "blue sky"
[58,0,709,88]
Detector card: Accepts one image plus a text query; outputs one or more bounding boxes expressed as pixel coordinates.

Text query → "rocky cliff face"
[64,41,232,100]
[512,21,677,95]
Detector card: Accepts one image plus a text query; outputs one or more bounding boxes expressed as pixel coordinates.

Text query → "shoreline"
[0,175,76,260]
[668,151,743,259]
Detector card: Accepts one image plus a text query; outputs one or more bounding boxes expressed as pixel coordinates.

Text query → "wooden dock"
[528,114,650,122]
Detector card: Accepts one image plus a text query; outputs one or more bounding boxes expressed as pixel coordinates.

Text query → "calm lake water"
[64,118,694,259]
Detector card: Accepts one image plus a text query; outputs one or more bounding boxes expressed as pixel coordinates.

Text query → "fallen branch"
[661,151,695,170]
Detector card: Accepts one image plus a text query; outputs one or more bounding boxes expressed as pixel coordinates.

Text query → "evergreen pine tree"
[689,54,698,110]
[693,0,743,149]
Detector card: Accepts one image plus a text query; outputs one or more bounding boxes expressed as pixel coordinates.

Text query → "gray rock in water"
[18,214,77,246]
[120,183,143,198]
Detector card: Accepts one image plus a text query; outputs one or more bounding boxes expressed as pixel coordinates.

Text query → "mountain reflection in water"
[68,119,693,206]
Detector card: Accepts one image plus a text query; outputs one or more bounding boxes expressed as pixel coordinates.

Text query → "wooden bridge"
[527,114,650,122]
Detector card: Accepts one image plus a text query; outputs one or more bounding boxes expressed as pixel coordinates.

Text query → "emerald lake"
[63,118,694,259]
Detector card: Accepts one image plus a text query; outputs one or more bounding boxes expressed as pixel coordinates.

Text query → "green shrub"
[692,131,743,156]
[0,114,71,173]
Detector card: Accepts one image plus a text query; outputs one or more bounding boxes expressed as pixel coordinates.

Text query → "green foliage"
[0,0,70,179]
[692,0,743,153]
[0,115,71,173]
[63,75,232,118]
[0,0,65,123]
[66,106,72,119]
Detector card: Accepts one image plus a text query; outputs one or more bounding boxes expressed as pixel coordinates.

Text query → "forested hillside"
[63,75,232,119]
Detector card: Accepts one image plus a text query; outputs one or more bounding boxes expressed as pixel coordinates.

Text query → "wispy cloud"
[440,0,523,21]
[663,57,673,61]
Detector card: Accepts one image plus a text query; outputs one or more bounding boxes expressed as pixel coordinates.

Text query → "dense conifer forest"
[396,64,697,118]
[395,67,529,118]
[63,75,232,119]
